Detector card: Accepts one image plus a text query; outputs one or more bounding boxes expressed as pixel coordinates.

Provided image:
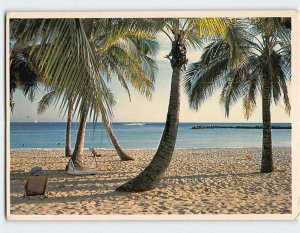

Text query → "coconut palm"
[116,18,229,192]
[11,18,116,167]
[11,18,115,125]
[11,18,159,166]
[82,19,159,161]
[65,100,73,157]
[248,18,291,173]
[184,18,291,173]
[69,19,159,166]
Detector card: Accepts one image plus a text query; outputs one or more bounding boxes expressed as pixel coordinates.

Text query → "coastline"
[9,146,291,151]
[9,148,291,215]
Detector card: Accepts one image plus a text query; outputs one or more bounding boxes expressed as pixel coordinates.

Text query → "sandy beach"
[9,148,291,215]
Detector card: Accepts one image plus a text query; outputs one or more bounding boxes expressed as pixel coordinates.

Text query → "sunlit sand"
[10,148,291,215]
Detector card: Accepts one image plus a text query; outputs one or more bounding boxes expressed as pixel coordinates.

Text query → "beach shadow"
[11,170,263,190]
[10,162,68,167]
[10,169,137,206]
[11,171,131,186]
[163,171,261,181]
[10,189,129,205]
[48,177,130,186]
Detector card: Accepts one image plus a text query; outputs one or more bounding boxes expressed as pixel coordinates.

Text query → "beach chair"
[24,175,48,198]
[66,148,99,176]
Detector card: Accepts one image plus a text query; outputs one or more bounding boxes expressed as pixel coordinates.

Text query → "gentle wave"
[123,123,146,126]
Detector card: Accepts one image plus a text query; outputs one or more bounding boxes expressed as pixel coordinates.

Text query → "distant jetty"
[191,125,291,130]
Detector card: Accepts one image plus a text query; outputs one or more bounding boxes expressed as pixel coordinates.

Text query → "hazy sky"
[10,33,291,123]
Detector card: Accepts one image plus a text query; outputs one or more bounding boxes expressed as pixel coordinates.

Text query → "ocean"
[10,122,291,149]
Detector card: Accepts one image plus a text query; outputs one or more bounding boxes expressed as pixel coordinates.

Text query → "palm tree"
[106,125,133,161]
[71,106,89,167]
[68,19,159,166]
[11,18,159,166]
[11,18,115,130]
[65,100,73,157]
[184,18,291,173]
[116,18,229,192]
[82,19,159,162]
[12,18,116,168]
[250,18,291,173]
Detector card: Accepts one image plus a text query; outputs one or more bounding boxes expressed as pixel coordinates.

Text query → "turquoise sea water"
[10,122,291,149]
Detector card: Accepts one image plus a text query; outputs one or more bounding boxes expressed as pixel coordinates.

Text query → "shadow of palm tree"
[10,169,134,200]
[10,170,266,206]
[163,171,261,181]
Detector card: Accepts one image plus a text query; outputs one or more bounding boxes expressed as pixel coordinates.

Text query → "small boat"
[34,120,38,124]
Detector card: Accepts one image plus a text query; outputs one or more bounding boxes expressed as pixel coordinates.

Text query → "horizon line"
[10,121,291,124]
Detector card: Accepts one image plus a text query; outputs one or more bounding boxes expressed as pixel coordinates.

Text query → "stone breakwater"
[191,125,291,129]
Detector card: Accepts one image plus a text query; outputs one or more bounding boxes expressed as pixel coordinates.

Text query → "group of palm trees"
[10,17,291,192]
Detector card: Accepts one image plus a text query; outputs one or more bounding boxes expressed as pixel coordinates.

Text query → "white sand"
[9,148,291,215]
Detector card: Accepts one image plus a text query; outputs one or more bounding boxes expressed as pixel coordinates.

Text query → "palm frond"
[14,18,115,124]
[198,18,232,39]
[220,69,245,117]
[37,89,57,114]
[184,58,229,110]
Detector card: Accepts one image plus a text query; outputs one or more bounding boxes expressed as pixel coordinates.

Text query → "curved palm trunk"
[65,104,73,157]
[260,63,274,173]
[116,31,186,192]
[105,123,134,161]
[116,66,181,192]
[69,109,88,168]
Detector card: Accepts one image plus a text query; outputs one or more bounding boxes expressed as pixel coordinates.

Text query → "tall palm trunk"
[105,123,134,161]
[65,103,73,157]
[116,31,186,192]
[261,60,274,173]
[70,109,88,168]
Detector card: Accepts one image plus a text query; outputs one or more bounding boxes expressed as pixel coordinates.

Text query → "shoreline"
[9,148,291,215]
[9,146,292,151]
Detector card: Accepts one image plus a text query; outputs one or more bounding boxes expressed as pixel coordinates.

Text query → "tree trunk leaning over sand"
[105,123,134,161]
[65,102,73,157]
[70,108,88,168]
[260,56,274,173]
[116,31,187,192]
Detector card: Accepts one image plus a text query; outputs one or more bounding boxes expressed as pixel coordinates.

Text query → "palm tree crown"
[184,18,290,118]
[184,18,291,173]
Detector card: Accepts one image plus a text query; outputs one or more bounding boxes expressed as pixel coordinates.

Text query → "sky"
[10,32,291,123]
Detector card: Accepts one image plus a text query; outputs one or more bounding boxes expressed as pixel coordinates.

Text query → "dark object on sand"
[24,167,48,198]
[24,175,48,198]
[29,166,45,176]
